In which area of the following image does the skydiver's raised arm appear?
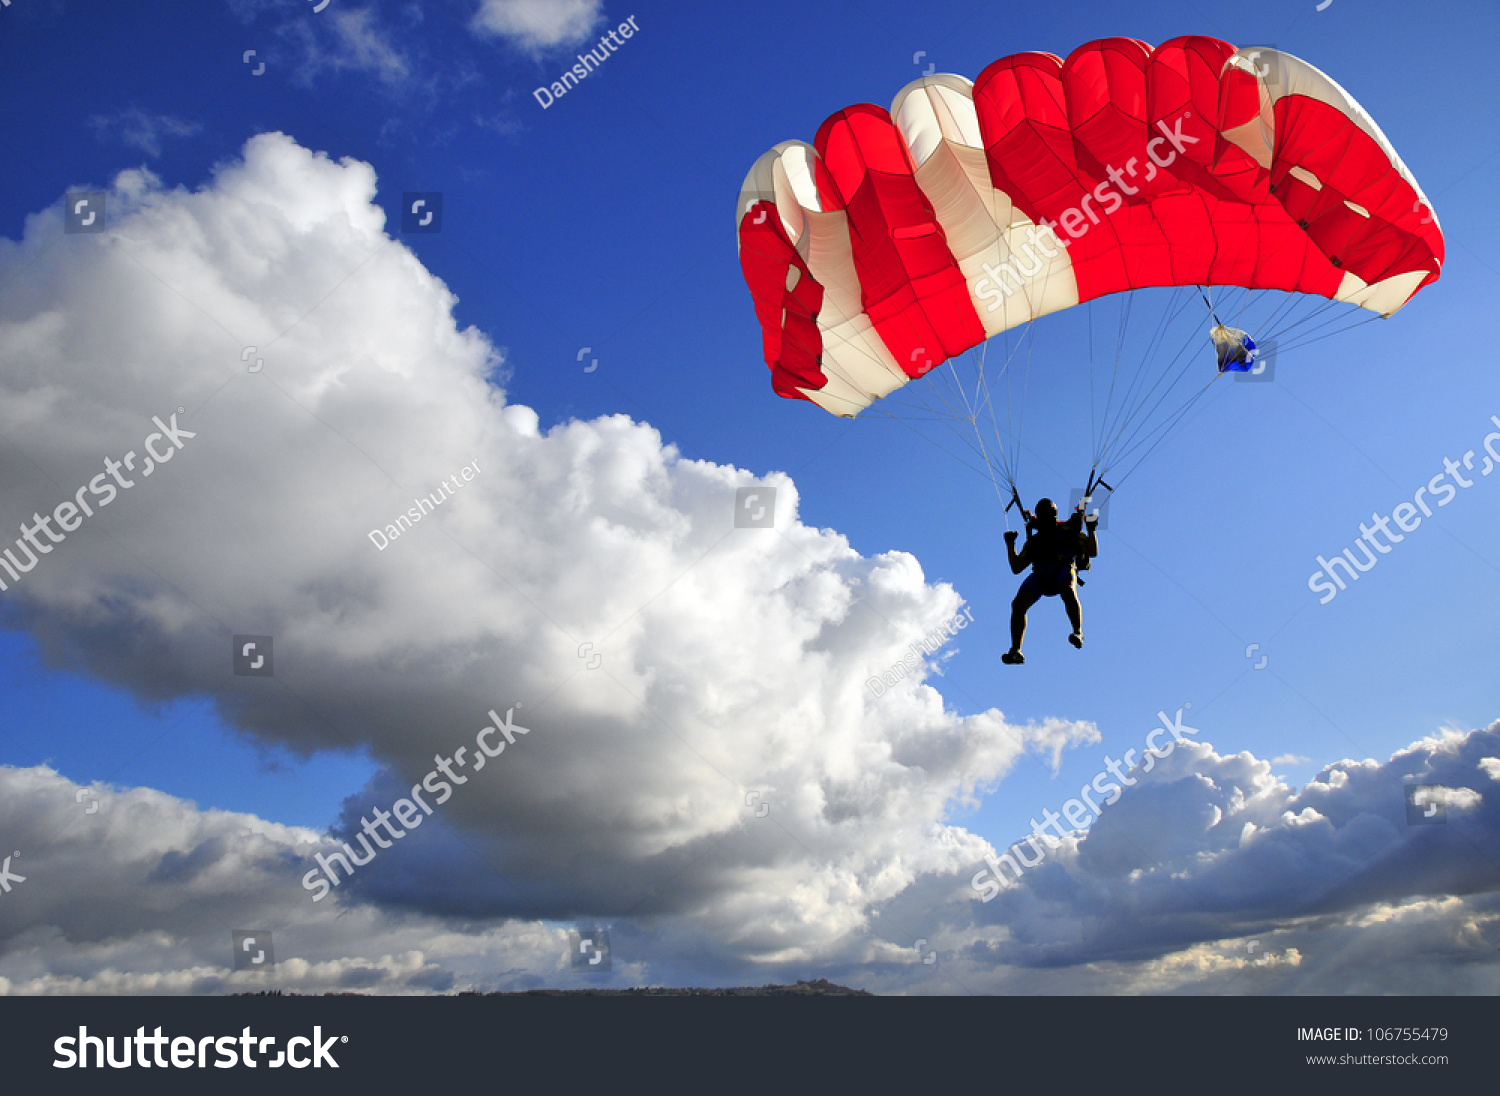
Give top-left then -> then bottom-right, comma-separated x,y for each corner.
1003,529 -> 1028,575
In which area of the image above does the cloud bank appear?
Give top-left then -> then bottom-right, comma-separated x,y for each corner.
0,132 -> 1085,987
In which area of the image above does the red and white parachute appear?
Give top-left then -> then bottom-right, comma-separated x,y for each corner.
736,36 -> 1443,500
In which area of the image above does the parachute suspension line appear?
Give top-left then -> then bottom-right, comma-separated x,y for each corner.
877,328 -> 992,434
1276,311 -> 1382,355
1109,353 -> 1223,475
1109,279 -> 1287,484
942,341 -> 1017,521
1014,322 -> 1035,493
1236,285 -> 1255,330
1197,285 -> 1222,326
993,320 -> 1020,501
1102,288 -> 1170,461
1214,286 -> 1342,365
1113,288 -> 1207,443
1080,286 -> 1176,509
1095,289 -> 1208,480
986,321 -> 1036,503
1095,287 -> 1196,473
972,345 -> 1022,527
1092,292 -> 1142,470
1085,300 -> 1108,493
915,317 -> 1035,531
1099,282 -> 1377,490
977,343 -> 1020,496
847,326 -> 1013,480
1107,370 -> 1226,491
1011,215 -> 1072,501
972,314 -> 1043,494
1256,289 -> 1303,341
979,225 -> 1067,509
1091,293 -> 1126,469
871,408 -> 998,481
923,361 -> 990,429
973,331 -> 1020,489
869,344 -> 1013,479
868,307 -> 1056,534
1088,300 -> 1097,465
989,321 -> 1026,493
1107,287 -> 1196,451
1106,325 -> 1237,485
1091,292 -> 1134,470
1265,296 -> 1344,343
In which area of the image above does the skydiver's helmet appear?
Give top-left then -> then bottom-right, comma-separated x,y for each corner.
1033,497 -> 1083,530
1028,498 -> 1058,534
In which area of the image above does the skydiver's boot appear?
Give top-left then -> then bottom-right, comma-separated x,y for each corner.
1001,649 -> 1025,665
1060,588 -> 1083,649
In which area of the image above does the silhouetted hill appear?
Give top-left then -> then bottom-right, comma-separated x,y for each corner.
235,978 -> 872,997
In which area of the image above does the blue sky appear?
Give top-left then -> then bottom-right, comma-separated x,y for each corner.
0,0 -> 1497,994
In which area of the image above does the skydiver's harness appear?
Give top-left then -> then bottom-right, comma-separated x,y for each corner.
1005,476 -> 1107,585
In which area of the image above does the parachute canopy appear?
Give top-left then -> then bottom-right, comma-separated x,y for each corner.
737,36 -> 1444,418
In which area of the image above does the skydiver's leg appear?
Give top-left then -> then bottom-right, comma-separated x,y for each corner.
1010,575 -> 1043,654
1060,582 -> 1083,646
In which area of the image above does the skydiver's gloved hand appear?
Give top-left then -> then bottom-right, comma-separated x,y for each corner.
1085,515 -> 1099,533
1004,530 -> 1019,544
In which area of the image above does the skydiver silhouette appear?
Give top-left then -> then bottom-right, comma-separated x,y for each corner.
1000,498 -> 1099,665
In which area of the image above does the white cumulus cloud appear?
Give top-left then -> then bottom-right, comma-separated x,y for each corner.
0,132 -> 1088,989
471,0 -> 605,52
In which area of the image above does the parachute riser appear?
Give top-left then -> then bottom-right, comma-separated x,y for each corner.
1004,485 -> 1034,529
